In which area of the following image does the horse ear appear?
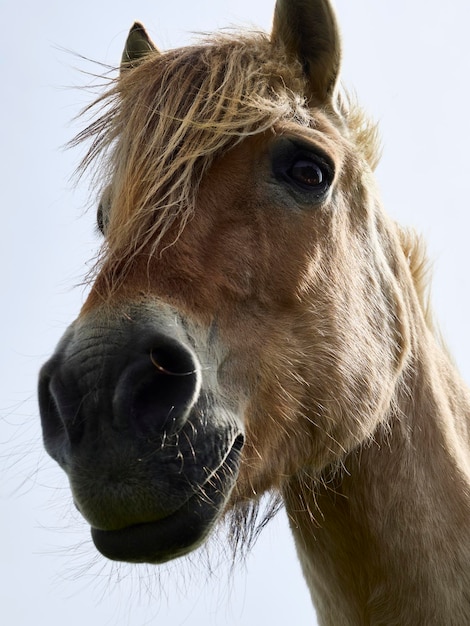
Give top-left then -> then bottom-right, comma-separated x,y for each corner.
271,0 -> 341,104
121,22 -> 159,72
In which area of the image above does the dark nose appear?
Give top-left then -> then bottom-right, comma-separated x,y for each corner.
112,338 -> 200,434
38,328 -> 201,464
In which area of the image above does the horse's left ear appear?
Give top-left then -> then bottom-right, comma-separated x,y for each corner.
271,0 -> 341,104
121,22 -> 159,72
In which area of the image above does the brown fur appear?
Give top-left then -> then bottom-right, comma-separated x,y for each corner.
56,2 -> 470,623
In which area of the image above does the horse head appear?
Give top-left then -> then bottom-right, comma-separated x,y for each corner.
39,0 -> 412,565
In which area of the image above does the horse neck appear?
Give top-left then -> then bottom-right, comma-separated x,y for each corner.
284,324 -> 470,625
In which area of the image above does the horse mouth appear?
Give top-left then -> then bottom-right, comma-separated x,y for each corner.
90,435 -> 244,563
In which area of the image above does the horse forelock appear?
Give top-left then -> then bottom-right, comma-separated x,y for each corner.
73,30 -> 380,292
74,34 -> 303,280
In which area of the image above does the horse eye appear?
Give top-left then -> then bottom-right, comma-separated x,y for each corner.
97,202 -> 105,234
271,137 -> 333,199
288,158 -> 325,188
97,186 -> 112,235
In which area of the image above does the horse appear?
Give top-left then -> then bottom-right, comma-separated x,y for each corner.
38,1 -> 470,623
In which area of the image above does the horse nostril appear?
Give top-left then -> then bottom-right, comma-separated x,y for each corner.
38,372 -> 63,441
149,342 -> 198,377
113,340 -> 201,436
38,367 -> 82,465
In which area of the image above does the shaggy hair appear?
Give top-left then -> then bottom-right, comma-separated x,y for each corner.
72,32 -> 380,282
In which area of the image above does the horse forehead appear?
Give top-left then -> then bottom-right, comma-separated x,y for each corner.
82,113 -> 353,320
275,116 -> 347,150
204,117 -> 347,181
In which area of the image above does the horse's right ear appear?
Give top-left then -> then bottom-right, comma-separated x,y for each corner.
271,0 -> 341,105
121,22 -> 159,72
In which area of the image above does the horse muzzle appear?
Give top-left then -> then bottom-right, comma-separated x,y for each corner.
38,302 -> 244,563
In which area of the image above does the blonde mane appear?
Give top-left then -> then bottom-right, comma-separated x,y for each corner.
74,32 -> 380,282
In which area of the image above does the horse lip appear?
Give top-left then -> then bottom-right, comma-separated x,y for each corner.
91,491 -> 208,564
90,433 -> 244,563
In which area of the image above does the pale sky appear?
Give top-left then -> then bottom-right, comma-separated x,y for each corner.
2,1 -> 470,625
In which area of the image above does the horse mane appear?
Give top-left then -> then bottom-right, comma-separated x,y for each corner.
72,31 -> 381,283
397,226 -> 444,347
